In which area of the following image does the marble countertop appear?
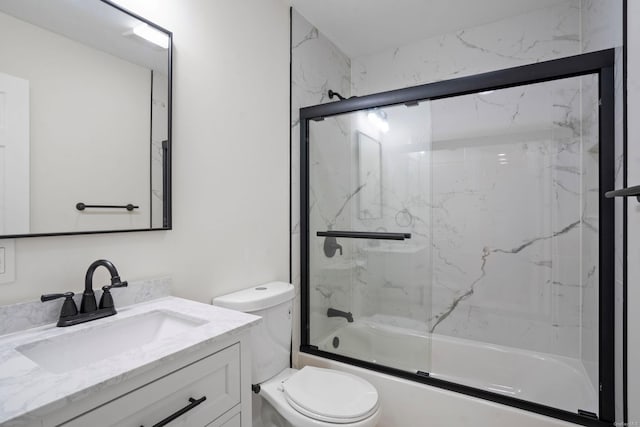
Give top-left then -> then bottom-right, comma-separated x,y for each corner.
0,296 -> 260,425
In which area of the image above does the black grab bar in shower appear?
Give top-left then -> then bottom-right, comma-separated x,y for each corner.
317,231 -> 411,240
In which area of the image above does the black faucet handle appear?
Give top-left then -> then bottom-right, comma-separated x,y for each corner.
41,292 -> 74,302
101,282 -> 128,292
99,287 -> 114,310
41,292 -> 78,319
323,236 -> 343,257
105,280 -> 128,290
99,281 -> 127,310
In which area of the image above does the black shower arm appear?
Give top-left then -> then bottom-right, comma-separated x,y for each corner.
328,89 -> 346,101
328,89 -> 359,102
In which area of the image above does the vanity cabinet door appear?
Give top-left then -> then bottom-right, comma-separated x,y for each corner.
61,344 -> 240,427
205,410 -> 241,427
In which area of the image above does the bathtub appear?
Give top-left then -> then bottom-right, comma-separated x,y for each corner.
315,317 -> 597,416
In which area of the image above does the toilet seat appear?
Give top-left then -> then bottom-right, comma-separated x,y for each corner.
282,366 -> 379,424
260,368 -> 381,427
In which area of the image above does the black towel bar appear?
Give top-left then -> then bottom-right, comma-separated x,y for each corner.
76,203 -> 139,211
604,185 -> 640,202
317,231 -> 411,240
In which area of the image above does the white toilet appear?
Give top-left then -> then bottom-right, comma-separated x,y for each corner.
213,282 -> 380,427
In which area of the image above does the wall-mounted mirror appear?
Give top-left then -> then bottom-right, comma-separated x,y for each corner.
357,131 -> 382,219
0,0 -> 171,237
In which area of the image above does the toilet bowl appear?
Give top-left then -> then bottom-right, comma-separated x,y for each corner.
212,282 -> 380,427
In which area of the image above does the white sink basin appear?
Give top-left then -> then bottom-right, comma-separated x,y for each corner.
16,310 -> 207,373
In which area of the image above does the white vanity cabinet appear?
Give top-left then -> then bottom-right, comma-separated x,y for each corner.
62,344 -> 241,427
37,335 -> 253,427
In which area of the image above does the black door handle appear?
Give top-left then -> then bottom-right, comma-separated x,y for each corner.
144,395 -> 207,427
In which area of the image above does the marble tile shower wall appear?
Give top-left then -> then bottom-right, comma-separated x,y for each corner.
292,1 -> 622,367
423,79 -> 597,358
308,115 -> 356,342
343,77 -> 597,358
290,10 -> 352,344
351,103 -> 434,330
350,1 -> 581,97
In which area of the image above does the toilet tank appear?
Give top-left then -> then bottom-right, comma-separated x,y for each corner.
212,282 -> 295,384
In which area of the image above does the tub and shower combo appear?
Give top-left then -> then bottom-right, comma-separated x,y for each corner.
298,51 -> 617,426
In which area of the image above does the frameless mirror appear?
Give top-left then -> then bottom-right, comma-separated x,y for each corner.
357,131 -> 382,219
0,0 -> 171,237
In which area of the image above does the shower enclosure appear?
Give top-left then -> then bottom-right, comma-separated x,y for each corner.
300,50 -> 615,425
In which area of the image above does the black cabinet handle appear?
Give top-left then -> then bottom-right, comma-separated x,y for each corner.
317,231 -> 411,240
147,396 -> 207,427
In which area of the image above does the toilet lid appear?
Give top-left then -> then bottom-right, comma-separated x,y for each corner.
282,367 -> 379,424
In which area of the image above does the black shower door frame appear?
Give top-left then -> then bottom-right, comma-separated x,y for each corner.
299,49 -> 616,426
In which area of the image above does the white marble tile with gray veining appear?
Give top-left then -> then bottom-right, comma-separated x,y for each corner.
291,11 -> 352,328
351,1 -> 580,97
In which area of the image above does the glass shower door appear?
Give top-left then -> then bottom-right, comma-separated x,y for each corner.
306,101 -> 433,375
425,74 -> 602,415
301,51 -> 615,423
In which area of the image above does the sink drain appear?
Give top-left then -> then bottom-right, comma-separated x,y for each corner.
332,336 -> 340,348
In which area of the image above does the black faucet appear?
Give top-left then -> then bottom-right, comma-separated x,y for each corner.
41,259 -> 128,327
81,259 -> 128,313
327,307 -> 354,323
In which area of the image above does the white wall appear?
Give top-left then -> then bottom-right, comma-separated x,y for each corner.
627,1 -> 640,423
0,0 -> 290,307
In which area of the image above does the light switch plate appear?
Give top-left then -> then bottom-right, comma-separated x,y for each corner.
0,239 -> 15,284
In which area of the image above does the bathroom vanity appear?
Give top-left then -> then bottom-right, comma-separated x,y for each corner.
0,297 -> 259,427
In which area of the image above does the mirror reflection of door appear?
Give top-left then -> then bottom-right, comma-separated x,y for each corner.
0,72 -> 29,235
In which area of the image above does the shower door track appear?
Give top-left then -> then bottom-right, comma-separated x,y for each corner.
299,49 -> 616,427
